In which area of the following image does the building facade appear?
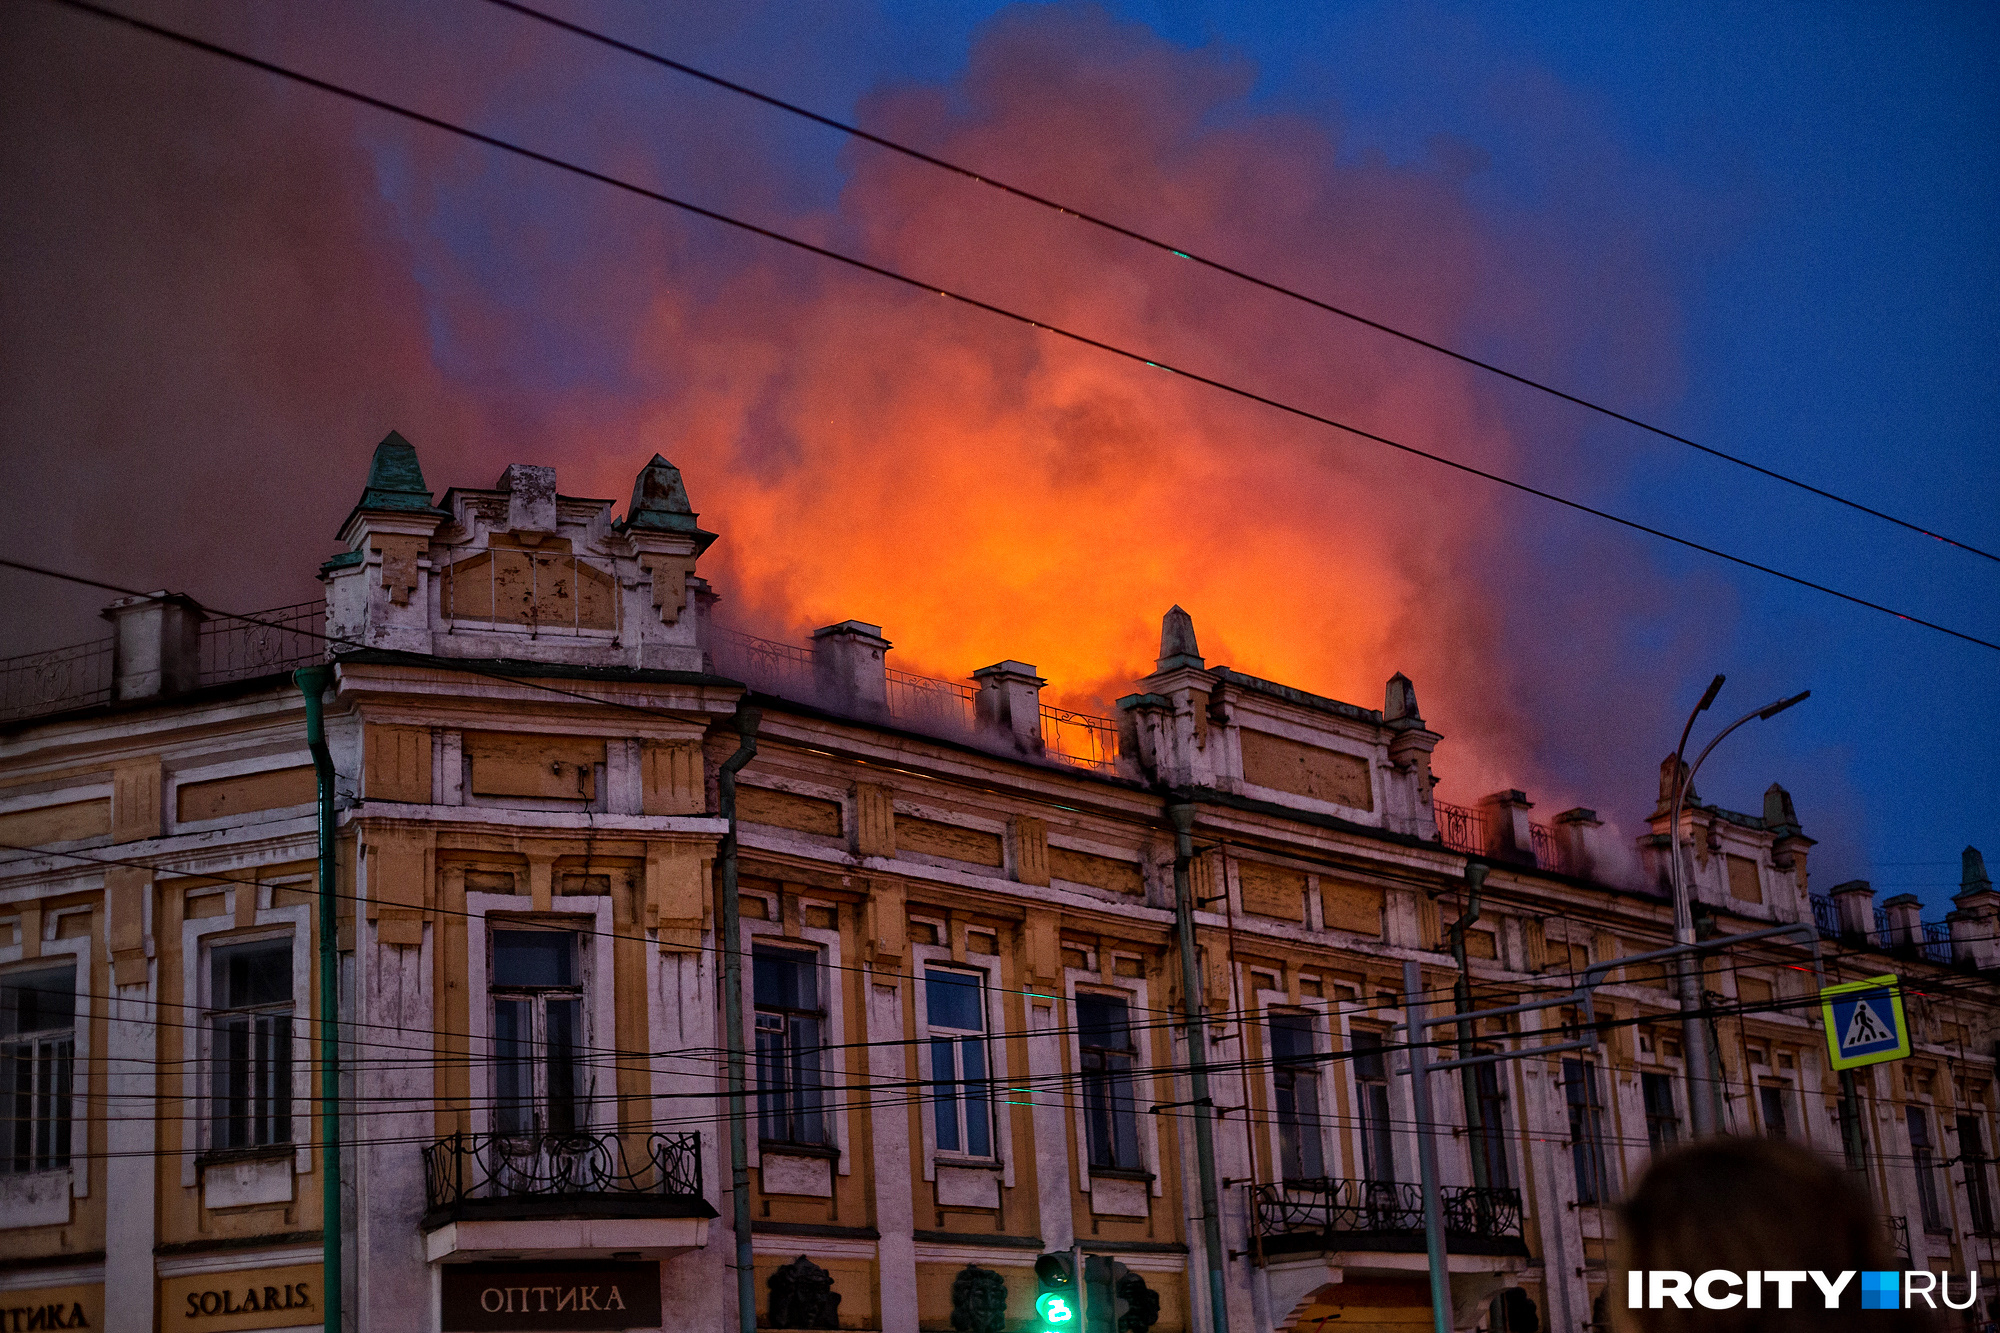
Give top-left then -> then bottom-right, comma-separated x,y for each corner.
1,435 -> 1996,1333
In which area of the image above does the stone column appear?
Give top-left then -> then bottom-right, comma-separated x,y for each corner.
868,974 -> 918,1333
352,915 -> 435,1332
102,882 -> 157,1333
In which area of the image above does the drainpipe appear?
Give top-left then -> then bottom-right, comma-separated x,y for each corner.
1446,863 -> 1488,1189
718,705 -> 763,1333
1169,803 -> 1230,1333
293,666 -> 341,1333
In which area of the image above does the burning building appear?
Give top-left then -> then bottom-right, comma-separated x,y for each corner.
0,436 -> 1995,1332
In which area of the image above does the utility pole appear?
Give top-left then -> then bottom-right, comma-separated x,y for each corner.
1667,677 -> 1808,1135
1169,803 -> 1229,1333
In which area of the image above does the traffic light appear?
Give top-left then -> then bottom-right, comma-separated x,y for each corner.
1032,1253 -> 1078,1328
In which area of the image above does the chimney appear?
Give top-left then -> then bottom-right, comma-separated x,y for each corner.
1829,880 -> 1876,939
1950,846 -> 1999,969
1880,894 -> 1923,949
973,661 -> 1046,754
1551,808 -> 1605,880
1478,789 -> 1536,866
812,621 -> 891,716
102,593 -> 205,702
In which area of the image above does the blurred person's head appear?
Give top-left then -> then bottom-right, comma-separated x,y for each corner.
1614,1136 -> 1930,1333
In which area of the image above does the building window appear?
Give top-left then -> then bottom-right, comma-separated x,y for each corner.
1957,1115 -> 1994,1236
491,928 -> 585,1139
754,946 -> 825,1147
925,968 -> 991,1159
1564,1059 -> 1611,1206
1471,1061 -> 1511,1189
1353,1030 -> 1395,1185
1642,1071 -> 1680,1154
1269,1012 -> 1324,1181
209,940 -> 293,1150
1907,1106 -> 1946,1233
1838,1088 -> 1870,1183
1077,993 -> 1140,1171
1758,1085 -> 1789,1140
1,965 -> 75,1174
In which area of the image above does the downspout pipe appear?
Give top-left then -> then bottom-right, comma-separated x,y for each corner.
1169,803 -> 1230,1333
1446,862 -> 1488,1189
293,665 -> 341,1333
718,705 -> 763,1333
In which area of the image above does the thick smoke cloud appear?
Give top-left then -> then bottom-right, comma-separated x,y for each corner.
0,1 -> 1847,862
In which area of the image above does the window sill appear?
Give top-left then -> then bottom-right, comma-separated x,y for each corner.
760,1141 -> 839,1161
933,1155 -> 1003,1172
1087,1166 -> 1154,1184
196,1143 -> 297,1171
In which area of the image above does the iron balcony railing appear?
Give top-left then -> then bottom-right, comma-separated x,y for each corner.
1884,1214 -> 1910,1260
1251,1178 -> 1525,1255
422,1130 -> 706,1225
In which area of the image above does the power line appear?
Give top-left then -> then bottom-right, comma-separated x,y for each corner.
31,0 -> 2000,656
475,0 -> 2000,568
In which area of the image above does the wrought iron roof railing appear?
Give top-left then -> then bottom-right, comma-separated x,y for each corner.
1433,800 -> 1484,857
422,1130 -> 705,1225
886,665 -> 975,731
0,637 -> 113,723
1433,800 -> 1572,876
1252,1178 -> 1525,1254
1042,704 -> 1119,769
198,600 -> 325,688
707,625 -> 1120,771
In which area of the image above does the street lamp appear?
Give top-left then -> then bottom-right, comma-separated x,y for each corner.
1667,677 -> 1809,1136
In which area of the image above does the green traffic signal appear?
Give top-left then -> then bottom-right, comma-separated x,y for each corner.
1034,1291 -> 1076,1325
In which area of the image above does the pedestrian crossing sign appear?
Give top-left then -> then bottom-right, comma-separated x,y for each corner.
1820,973 -> 1910,1070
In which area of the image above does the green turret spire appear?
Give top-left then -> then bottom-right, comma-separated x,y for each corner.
621,454 -> 717,553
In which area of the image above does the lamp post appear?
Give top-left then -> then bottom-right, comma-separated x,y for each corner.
1667,677 -> 1809,1136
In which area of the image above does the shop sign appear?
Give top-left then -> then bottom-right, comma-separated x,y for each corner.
0,1283 -> 101,1331
161,1263 -> 320,1332
441,1262 -> 662,1331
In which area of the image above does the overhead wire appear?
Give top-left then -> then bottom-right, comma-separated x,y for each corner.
26,0 -> 2000,655
479,0 -> 2000,567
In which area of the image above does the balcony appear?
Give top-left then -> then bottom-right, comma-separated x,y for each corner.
420,1130 -> 713,1262
1252,1178 -> 1529,1259
1883,1214 -> 1910,1261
